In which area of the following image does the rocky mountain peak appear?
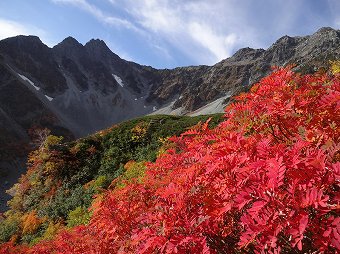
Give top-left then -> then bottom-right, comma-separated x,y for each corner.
55,36 -> 83,48
293,27 -> 340,61
23,35 -> 42,44
1,35 -> 43,45
0,35 -> 48,56
273,35 -> 299,47
53,36 -> 84,57
85,38 -> 121,61
310,27 -> 340,45
85,38 -> 107,48
230,47 -> 265,61
314,26 -> 338,35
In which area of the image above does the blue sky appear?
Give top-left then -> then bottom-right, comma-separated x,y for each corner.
0,0 -> 339,68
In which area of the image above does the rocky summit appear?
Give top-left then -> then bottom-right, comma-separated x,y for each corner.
0,27 -> 339,211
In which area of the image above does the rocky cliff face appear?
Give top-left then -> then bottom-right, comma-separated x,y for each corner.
0,27 -> 339,211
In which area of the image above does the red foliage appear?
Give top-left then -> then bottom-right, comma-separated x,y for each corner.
1,68 -> 339,253
0,243 -> 29,254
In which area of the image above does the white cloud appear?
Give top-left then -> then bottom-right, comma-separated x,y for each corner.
0,19 -> 52,46
188,22 -> 237,62
0,19 -> 28,39
119,0 -> 241,64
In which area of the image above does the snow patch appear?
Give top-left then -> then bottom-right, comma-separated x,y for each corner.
113,74 -> 124,87
18,74 -> 40,90
134,98 -> 138,101
45,95 -> 53,101
153,106 -> 157,111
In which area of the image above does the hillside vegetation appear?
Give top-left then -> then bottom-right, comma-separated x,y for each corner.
0,114 -> 223,245
1,64 -> 339,253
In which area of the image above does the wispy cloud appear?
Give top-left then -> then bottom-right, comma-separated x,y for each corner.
0,19 -> 52,46
51,0 -> 141,32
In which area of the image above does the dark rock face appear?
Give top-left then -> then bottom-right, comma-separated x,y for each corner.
0,27 -> 339,211
0,36 -> 67,95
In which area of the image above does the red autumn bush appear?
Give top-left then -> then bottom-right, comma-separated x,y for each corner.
1,67 -> 339,253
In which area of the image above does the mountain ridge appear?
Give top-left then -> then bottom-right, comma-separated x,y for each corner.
0,26 -> 338,138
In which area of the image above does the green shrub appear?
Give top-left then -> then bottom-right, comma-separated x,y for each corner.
0,213 -> 21,243
66,206 -> 91,227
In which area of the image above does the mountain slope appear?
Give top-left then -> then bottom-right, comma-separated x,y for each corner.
0,27 -> 339,211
